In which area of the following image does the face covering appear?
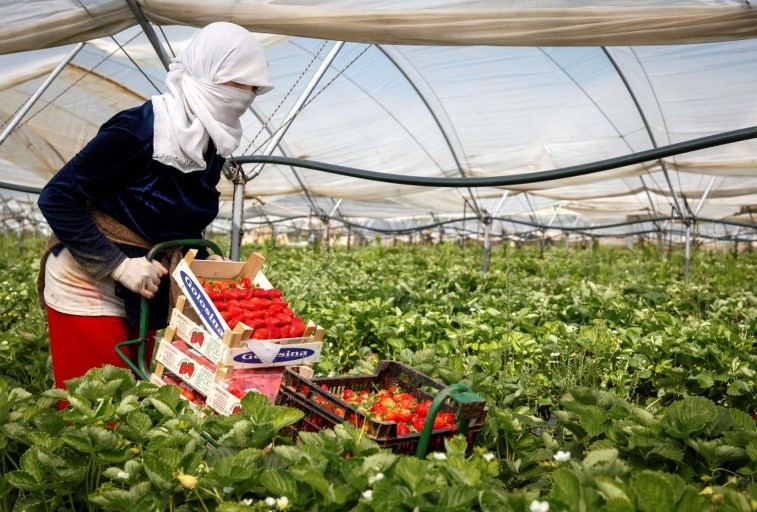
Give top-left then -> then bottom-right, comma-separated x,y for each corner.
152,22 -> 273,173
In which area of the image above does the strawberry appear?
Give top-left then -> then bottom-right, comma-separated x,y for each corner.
397,423 -> 411,436
412,414 -> 426,432
395,409 -> 413,423
289,319 -> 306,337
415,400 -> 432,416
250,318 -> 267,329
249,297 -> 272,311
252,328 -> 269,340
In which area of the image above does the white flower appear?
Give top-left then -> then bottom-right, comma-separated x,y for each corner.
529,500 -> 550,512
362,490 -> 373,501
116,471 -> 129,479
553,450 -> 571,462
222,486 -> 234,494
1,340 -> 8,345
432,452 -> 447,460
242,499 -> 253,506
368,472 -> 384,485
265,497 -> 276,506
482,452 -> 495,462
277,496 -> 289,509
550,352 -> 560,357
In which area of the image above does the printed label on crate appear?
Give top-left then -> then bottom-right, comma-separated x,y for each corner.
173,259 -> 227,339
154,338 -> 215,397
206,388 -> 243,416
170,307 -> 227,363
226,341 -> 322,366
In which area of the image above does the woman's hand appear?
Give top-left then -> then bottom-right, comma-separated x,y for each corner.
111,257 -> 168,299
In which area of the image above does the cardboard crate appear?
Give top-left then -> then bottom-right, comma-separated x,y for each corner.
170,296 -> 323,369
153,323 -> 291,415
171,250 -> 324,354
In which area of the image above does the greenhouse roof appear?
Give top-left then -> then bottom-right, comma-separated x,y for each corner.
0,0 -> 755,241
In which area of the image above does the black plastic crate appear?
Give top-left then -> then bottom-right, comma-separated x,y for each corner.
275,360 -> 487,455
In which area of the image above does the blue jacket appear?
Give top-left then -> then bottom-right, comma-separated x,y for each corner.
38,100 -> 226,327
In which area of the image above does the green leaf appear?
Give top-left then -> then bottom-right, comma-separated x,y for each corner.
261,469 -> 298,498
582,449 -> 627,478
269,406 -> 305,432
595,476 -> 631,503
143,451 -> 179,494
61,429 -> 94,453
147,397 -> 177,419
5,470 -> 45,492
393,456 -> 429,493
660,396 -> 718,439
89,481 -> 156,512
685,439 -> 748,468
632,471 -> 674,512
551,468 -> 581,505
124,411 -> 153,441
371,479 -> 411,510
438,485 -> 479,511
360,453 -> 398,474
674,488 -> 709,512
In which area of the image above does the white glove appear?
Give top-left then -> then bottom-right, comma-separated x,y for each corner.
111,257 -> 168,299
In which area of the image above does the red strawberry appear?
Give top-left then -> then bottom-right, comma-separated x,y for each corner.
252,328 -> 269,340
250,298 -> 271,311
185,362 -> 195,378
397,423 -> 411,436
415,400 -> 432,416
412,414 -> 426,432
289,319 -> 306,337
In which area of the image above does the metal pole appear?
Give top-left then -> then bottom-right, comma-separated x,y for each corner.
685,224 -> 691,282
482,218 -> 491,273
0,43 -> 85,148
229,163 -> 246,260
124,0 -> 172,70
685,176 -> 716,281
483,191 -> 510,273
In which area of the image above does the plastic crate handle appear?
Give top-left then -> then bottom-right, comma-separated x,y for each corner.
114,238 -> 223,380
415,382 -> 483,458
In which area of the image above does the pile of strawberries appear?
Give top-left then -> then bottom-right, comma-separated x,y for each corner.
313,383 -> 457,436
198,277 -> 307,340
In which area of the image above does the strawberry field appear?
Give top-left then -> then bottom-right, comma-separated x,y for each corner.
0,234 -> 755,511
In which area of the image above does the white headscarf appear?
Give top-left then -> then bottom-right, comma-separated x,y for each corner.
152,22 -> 273,173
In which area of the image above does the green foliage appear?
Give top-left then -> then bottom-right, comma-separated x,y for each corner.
0,236 -> 755,510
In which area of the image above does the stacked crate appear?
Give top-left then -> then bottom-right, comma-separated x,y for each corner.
150,250 -> 324,415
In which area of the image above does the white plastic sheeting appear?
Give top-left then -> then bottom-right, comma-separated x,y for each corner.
0,0 -> 755,240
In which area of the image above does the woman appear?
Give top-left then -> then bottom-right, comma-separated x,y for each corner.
37,22 -> 273,391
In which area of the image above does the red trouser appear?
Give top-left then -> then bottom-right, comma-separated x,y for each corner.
46,307 -> 155,390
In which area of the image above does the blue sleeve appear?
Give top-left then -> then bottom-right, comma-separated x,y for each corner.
38,123 -> 148,280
